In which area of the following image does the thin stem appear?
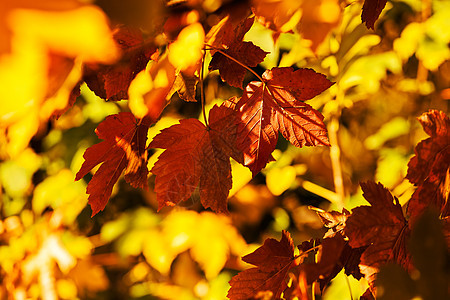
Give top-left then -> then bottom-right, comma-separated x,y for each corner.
200,48 -> 209,128
344,274 -> 354,300
293,245 -> 320,260
205,44 -> 264,82
328,115 -> 345,209
417,0 -> 431,82
311,281 -> 317,300
328,86 -> 345,209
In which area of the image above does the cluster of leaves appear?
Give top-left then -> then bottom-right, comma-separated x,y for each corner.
1,0 -> 449,299
228,110 -> 449,299
73,7 -> 336,216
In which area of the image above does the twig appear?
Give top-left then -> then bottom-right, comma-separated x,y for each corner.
328,115 -> 345,209
200,48 -> 209,128
416,0 -> 432,82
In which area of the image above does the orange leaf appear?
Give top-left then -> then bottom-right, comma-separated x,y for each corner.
251,0 -> 301,34
149,103 -> 242,213
236,67 -> 332,175
75,113 -> 150,216
208,17 -> 268,89
228,230 -> 296,299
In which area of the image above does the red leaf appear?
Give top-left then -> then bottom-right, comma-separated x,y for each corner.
208,17 -> 268,89
406,110 -> 450,222
302,235 -> 346,288
236,67 -> 332,175
361,0 -> 388,29
83,26 -> 157,101
344,181 -> 412,292
149,103 -> 242,213
75,112 -> 150,216
312,208 -> 365,283
228,230 -> 296,299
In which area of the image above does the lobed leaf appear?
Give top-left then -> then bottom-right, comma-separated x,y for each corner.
75,112 -> 150,216
208,17 -> 268,89
406,110 -> 450,223
83,25 -> 157,101
149,103 -> 242,213
228,230 -> 296,299
345,181 -> 412,294
236,67 -> 332,175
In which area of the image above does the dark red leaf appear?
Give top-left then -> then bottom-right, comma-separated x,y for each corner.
228,230 -> 296,299
302,234 -> 346,288
361,0 -> 388,29
149,103 -> 242,213
83,25 -> 157,101
344,181 -> 412,292
75,112 -> 150,216
208,17 -> 268,89
406,110 -> 450,223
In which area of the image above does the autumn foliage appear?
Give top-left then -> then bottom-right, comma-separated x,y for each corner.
1,0 -> 449,299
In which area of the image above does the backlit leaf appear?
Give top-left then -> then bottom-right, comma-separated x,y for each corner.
75,113 -> 151,216
208,17 -> 268,89
149,103 -> 242,213
228,230 -> 296,299
236,67 -> 332,175
83,25 -> 157,101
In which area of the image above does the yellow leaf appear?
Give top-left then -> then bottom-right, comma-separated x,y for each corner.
32,169 -> 87,224
0,4 -> 119,157
162,210 -> 247,279
143,230 -> 177,275
168,23 -> 205,71
266,166 -> 297,196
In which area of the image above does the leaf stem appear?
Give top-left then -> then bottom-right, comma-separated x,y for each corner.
205,44 -> 265,82
344,273 -> 354,300
328,88 -> 345,209
416,0 -> 431,82
200,48 -> 209,128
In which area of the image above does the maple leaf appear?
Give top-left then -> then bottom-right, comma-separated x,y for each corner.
208,17 -> 268,89
361,0 -> 388,29
406,110 -> 450,223
312,208 -> 365,283
236,67 -> 332,175
301,235 -> 346,289
75,112 -> 151,216
83,25 -> 157,101
344,181 -> 412,294
227,230 -> 297,299
149,103 -> 243,213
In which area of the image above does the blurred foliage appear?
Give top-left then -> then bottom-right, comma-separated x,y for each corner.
0,0 -> 449,299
